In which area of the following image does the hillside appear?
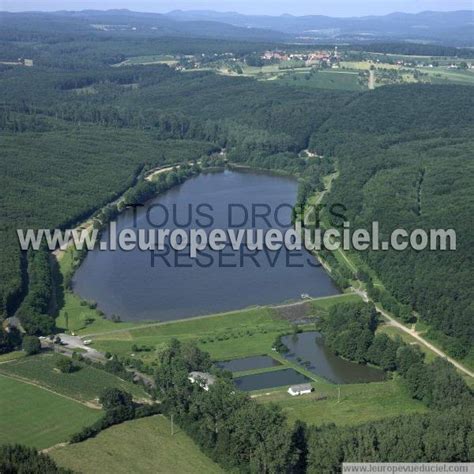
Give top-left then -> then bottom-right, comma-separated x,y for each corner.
50,416 -> 223,473
312,84 -> 474,362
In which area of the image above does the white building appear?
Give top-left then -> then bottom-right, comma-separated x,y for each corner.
188,371 -> 216,391
288,383 -> 313,396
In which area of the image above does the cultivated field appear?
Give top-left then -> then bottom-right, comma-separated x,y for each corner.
115,55 -> 179,66
0,353 -> 147,403
0,374 -> 101,449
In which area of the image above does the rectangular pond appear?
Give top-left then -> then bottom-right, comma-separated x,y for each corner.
282,331 -> 385,384
215,355 -> 281,372
233,368 -> 311,392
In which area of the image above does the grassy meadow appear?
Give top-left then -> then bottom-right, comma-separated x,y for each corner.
257,378 -> 428,427
51,416 -> 224,474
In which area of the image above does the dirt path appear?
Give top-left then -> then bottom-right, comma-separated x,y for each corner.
52,163 -> 181,260
270,293 -> 353,310
0,371 -> 101,409
52,222 -> 95,261
368,69 -> 375,90
144,164 -> 178,181
41,442 -> 69,454
352,288 -> 474,378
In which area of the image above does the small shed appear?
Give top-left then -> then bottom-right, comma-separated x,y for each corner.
188,371 -> 216,391
288,383 -> 313,396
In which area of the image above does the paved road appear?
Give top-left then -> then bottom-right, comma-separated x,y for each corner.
353,288 -> 474,378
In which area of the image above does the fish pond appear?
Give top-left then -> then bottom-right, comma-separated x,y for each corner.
215,355 -> 281,372
282,331 -> 385,384
233,368 -> 311,392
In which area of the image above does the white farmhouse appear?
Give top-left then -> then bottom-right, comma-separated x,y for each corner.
288,383 -> 313,396
188,371 -> 216,391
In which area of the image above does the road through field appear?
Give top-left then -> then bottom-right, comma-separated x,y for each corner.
353,288 -> 474,378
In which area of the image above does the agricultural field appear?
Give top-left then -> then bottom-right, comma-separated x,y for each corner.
0,374 -> 101,449
421,68 -> 474,86
50,416 -> 224,474
258,378 -> 428,427
115,55 -> 179,66
0,353 -> 148,404
341,60 -> 401,71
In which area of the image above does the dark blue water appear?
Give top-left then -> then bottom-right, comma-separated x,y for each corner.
282,332 -> 385,384
233,368 -> 311,391
216,355 -> 281,372
73,170 -> 339,321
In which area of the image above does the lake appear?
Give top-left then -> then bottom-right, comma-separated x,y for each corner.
72,169 -> 339,321
233,368 -> 311,392
282,331 -> 385,384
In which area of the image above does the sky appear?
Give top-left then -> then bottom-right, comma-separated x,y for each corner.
1,0 -> 472,16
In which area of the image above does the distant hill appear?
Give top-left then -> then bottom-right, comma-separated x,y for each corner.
0,9 -> 472,45
165,10 -> 474,45
0,9 -> 290,42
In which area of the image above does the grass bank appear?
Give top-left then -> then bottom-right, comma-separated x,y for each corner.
50,415 -> 223,474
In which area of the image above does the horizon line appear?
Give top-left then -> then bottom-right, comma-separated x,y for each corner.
0,8 -> 472,19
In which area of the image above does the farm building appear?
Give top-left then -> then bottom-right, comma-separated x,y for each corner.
188,371 -> 216,391
288,383 -> 313,396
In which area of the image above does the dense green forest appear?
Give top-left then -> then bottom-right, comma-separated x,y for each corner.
311,85 -> 474,361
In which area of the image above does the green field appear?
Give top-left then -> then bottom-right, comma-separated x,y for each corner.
0,351 -> 25,363
421,68 -> 474,86
51,415 -> 223,474
0,374 -> 101,449
115,55 -> 179,66
0,353 -> 148,403
258,378 -> 427,427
